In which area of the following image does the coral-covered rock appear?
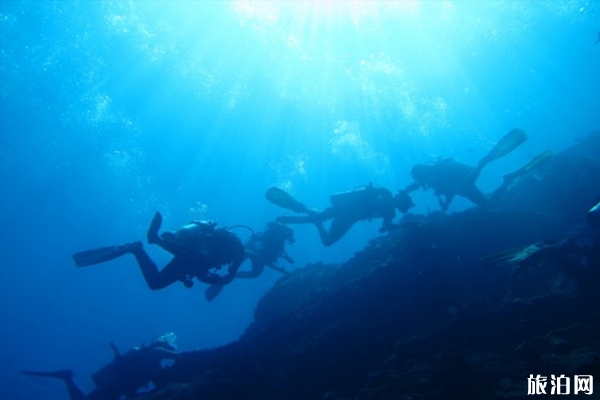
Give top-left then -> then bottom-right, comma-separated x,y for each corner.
142,131 -> 600,400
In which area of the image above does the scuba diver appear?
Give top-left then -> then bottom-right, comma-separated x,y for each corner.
21,333 -> 179,400
237,221 -> 295,278
205,221 -> 295,301
72,212 -> 245,293
405,128 -> 553,212
481,200 -> 600,271
266,183 -> 414,247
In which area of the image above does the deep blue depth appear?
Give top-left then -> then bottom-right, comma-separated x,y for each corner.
1,1 -> 599,399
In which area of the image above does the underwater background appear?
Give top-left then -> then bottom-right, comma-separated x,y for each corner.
0,1 -> 598,399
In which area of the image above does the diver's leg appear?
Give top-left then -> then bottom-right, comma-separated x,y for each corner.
21,370 -> 86,400
147,211 -> 162,244
312,220 -> 333,247
130,246 -> 183,290
154,237 -> 189,256
320,218 -> 354,247
464,186 -> 493,208
277,209 -> 329,225
488,181 -> 511,205
146,211 -> 187,256
63,374 -> 87,400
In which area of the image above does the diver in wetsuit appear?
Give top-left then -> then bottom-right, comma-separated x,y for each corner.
21,333 -> 179,400
237,221 -> 295,278
268,183 -> 414,247
73,212 -> 245,291
405,128 -> 552,212
204,221 -> 296,301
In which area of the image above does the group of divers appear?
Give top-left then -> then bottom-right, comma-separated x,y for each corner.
22,128 -> 600,400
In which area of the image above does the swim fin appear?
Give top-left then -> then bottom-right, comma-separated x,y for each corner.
502,150 -> 553,184
72,242 -> 141,268
205,284 -> 223,302
479,243 -> 544,267
266,187 -> 310,214
147,211 -> 162,244
477,128 -> 528,170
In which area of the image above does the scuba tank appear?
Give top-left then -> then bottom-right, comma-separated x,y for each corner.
587,201 -> 600,229
330,183 -> 375,209
160,220 -> 218,249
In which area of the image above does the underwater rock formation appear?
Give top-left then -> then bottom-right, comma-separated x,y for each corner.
141,131 -> 600,400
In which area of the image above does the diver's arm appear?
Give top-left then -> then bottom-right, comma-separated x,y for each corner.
379,215 -> 399,233
235,257 -> 264,279
228,257 -> 243,277
281,249 -> 294,264
206,258 -> 244,286
266,262 -> 289,275
197,271 -> 227,285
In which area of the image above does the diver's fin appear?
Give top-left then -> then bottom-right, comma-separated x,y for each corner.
588,201 -> 600,229
503,150 -> 553,184
147,211 -> 162,244
109,342 -> 120,358
205,285 -> 223,302
266,187 -> 310,214
21,369 -> 73,380
72,242 -> 140,268
477,128 -> 528,170
479,242 -> 547,267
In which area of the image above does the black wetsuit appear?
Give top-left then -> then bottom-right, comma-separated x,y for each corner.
22,345 -> 178,400
407,158 -> 509,211
237,224 -> 294,278
132,224 -> 245,290
277,185 -> 398,247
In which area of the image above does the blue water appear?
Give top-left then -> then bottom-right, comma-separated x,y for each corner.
0,1 -> 598,399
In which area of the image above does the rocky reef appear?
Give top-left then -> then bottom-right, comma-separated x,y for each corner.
141,132 -> 600,400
